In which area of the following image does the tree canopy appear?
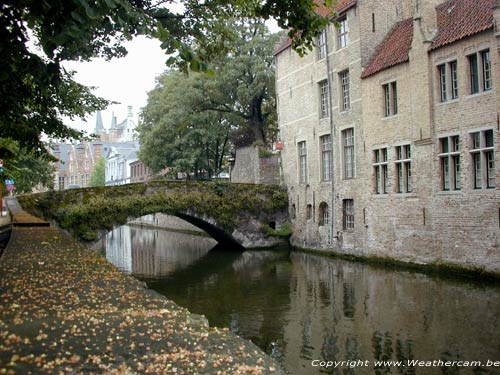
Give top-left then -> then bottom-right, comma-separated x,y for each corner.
0,0 -> 333,156
138,21 -> 278,178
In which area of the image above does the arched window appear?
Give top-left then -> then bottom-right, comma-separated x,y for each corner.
319,202 -> 329,226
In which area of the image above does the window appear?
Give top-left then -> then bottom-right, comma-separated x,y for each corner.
307,204 -> 313,220
339,70 -> 350,111
395,144 -> 412,193
337,17 -> 348,49
58,176 -> 65,190
470,129 -> 495,189
450,61 -> 458,99
317,29 -> 327,60
383,81 -> 398,116
319,202 -> 329,226
482,50 -> 492,91
320,135 -> 333,181
291,204 -> 296,219
469,53 -> 479,94
342,128 -> 355,179
343,199 -> 354,230
468,50 -> 492,94
373,148 -> 388,194
298,141 -> 308,183
319,80 -> 330,118
438,135 -> 460,191
438,64 -> 447,102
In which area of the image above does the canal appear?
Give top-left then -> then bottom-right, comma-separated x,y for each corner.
104,223 -> 500,375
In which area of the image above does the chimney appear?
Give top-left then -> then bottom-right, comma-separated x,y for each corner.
413,0 -> 441,42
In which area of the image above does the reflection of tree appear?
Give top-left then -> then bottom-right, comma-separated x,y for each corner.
144,249 -> 292,355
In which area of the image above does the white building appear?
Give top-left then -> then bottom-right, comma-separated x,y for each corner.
105,141 -> 140,186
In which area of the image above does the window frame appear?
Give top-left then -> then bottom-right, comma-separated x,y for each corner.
339,70 -> 350,111
317,29 -> 327,60
468,49 -> 492,94
394,144 -> 412,193
298,141 -> 308,184
342,199 -> 354,230
342,128 -> 355,179
373,148 -> 388,194
319,80 -> 330,118
383,81 -> 398,117
320,134 -> 333,182
438,135 -> 461,191
470,129 -> 495,189
337,16 -> 348,49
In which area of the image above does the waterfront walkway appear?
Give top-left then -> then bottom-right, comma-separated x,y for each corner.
0,199 -> 284,374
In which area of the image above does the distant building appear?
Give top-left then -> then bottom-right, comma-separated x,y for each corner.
130,160 -> 153,184
95,106 -> 138,143
52,142 -> 109,190
105,141 -> 140,186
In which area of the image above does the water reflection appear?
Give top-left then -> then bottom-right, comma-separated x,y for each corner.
106,226 -> 500,375
106,225 -> 216,277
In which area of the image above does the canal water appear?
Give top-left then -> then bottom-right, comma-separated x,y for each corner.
105,224 -> 500,375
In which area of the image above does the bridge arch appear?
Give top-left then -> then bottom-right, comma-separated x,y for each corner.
18,181 -> 290,250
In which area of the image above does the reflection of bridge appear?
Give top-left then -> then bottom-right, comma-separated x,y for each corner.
18,181 -> 290,249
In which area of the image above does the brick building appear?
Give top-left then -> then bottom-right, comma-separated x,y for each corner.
275,0 -> 500,274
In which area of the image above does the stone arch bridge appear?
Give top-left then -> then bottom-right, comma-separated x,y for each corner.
17,181 -> 290,250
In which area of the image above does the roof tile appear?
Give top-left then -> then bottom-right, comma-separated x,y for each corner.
361,18 -> 414,79
429,0 -> 494,51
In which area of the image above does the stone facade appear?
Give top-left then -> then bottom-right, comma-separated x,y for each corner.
230,146 -> 281,185
276,0 -> 500,274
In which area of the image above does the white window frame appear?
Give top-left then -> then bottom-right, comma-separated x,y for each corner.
438,135 -> 461,191
342,128 -> 355,179
373,148 -> 388,194
470,129 -> 495,189
320,134 -> 333,182
298,141 -> 308,184
383,81 -> 398,117
343,199 -> 354,230
319,80 -> 330,118
317,29 -> 327,60
395,144 -> 412,193
337,17 -> 348,49
339,70 -> 350,111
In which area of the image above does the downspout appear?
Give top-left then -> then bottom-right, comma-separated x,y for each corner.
324,24 -> 337,246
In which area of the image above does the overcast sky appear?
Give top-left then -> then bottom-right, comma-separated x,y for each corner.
62,36 -> 167,134
63,18 -> 281,136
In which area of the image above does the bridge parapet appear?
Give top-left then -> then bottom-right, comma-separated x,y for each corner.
18,181 -> 290,249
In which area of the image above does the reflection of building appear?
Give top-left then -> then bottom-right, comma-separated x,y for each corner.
275,0 -> 500,273
105,224 -> 215,278
52,141 -> 109,189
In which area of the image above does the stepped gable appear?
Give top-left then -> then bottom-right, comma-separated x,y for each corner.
274,0 -> 357,55
429,0 -> 494,51
361,18 -> 414,79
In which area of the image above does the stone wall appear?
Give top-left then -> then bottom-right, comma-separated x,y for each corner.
276,0 -> 500,275
231,146 -> 280,185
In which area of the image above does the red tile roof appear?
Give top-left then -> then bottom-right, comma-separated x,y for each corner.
274,0 -> 357,56
429,0 -> 494,51
361,18 -> 414,79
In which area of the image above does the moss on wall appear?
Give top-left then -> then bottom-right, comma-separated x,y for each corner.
18,181 -> 289,242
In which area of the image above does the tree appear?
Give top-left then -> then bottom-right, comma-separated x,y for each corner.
0,140 -> 55,194
199,21 -> 279,146
139,71 -> 231,179
1,0 -> 333,155
90,157 -> 106,187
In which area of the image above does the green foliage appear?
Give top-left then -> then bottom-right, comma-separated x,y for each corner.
0,140 -> 55,193
139,22 -> 278,177
90,157 -> 106,187
1,0 -> 331,157
19,181 -> 289,242
261,223 -> 292,238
